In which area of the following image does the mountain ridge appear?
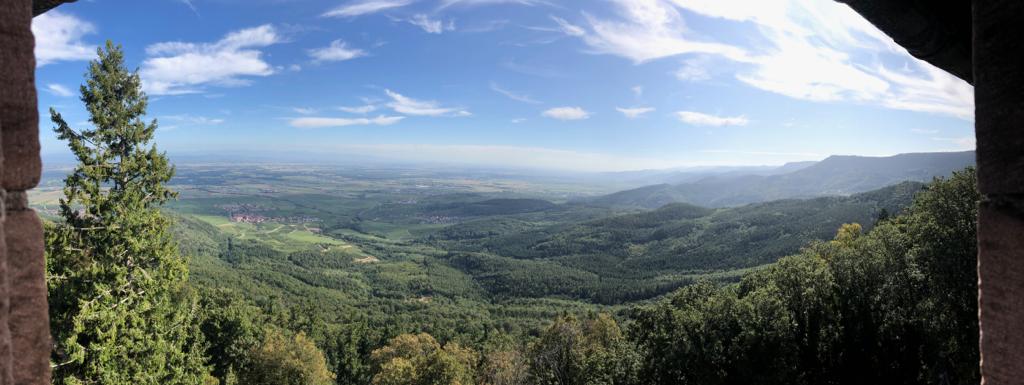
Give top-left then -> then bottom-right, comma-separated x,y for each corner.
585,150 -> 974,209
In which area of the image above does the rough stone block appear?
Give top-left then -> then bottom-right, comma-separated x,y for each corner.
0,0 -> 37,113
6,210 -> 50,385
0,33 -> 37,106
974,0 -> 1024,195
978,201 -> 1024,385
0,0 -> 31,33
0,218 -> 12,385
0,0 -> 40,192
0,112 -> 40,191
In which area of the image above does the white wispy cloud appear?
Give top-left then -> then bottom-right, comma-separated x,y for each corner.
324,0 -> 414,17
438,0 -> 549,10
542,106 -> 590,120
631,86 -> 643,97
676,111 -> 748,126
560,0 -> 973,120
339,105 -> 378,114
566,0 -> 750,64
293,107 -> 316,114
290,115 -> 405,128
911,128 -> 939,134
616,107 -> 654,118
32,11 -> 96,66
550,15 -> 584,36
46,84 -> 74,97
309,40 -> 367,62
141,25 -> 280,95
178,0 -> 199,15
408,14 -> 455,34
385,90 -> 470,117
674,57 -> 711,81
875,64 -> 974,120
490,82 -> 542,104
161,114 -> 226,125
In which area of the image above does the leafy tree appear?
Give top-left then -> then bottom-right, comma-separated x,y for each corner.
46,40 -> 209,385
370,333 -> 477,385
476,331 -> 529,385
480,350 -> 529,385
197,289 -> 264,385
238,328 -> 336,385
902,168 -> 979,383
329,319 -> 378,385
629,168 -> 980,385
527,313 -> 637,385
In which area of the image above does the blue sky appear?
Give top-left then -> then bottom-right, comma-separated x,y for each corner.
33,0 -> 975,171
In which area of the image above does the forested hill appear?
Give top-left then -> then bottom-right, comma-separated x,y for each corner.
587,150 -> 974,208
429,181 -> 923,302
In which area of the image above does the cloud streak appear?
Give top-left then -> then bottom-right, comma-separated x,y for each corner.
542,107 -> 590,120
324,0 -> 414,17
141,25 -> 280,95
161,114 -> 226,125
309,40 -> 367,62
46,84 -> 75,97
550,16 -> 584,36
438,0 -> 549,10
290,115 -> 405,128
408,14 -> 455,34
558,0 -> 973,120
32,11 -> 96,66
616,107 -> 654,118
491,82 -> 542,104
570,0 -> 750,64
676,111 -> 748,126
385,90 -> 470,117
339,105 -> 378,114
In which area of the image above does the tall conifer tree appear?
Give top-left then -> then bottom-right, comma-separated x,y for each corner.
45,41 -> 209,385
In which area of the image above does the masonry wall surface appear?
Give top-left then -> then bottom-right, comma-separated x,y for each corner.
0,0 -> 51,384
974,1 -> 1024,384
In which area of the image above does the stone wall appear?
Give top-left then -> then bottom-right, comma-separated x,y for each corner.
0,0 -> 51,383
974,2 -> 1024,384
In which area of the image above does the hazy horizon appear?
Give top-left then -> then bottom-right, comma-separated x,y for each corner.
38,148 -> 976,174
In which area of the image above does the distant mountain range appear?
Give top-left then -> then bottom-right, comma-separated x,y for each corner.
585,151 -> 975,208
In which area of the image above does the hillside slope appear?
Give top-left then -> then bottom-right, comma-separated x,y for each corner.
589,151 -> 973,208
431,182 -> 924,302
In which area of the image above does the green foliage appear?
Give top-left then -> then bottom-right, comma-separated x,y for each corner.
197,289 -> 265,384
479,349 -> 529,385
369,333 -> 478,385
238,328 -> 336,385
433,183 -> 920,303
45,41 -> 209,385
526,313 -> 638,385
629,168 -> 980,385
329,320 -> 377,385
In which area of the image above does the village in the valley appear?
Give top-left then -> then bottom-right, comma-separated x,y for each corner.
217,203 -> 321,226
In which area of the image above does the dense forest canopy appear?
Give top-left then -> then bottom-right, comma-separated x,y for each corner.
169,168 -> 980,385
